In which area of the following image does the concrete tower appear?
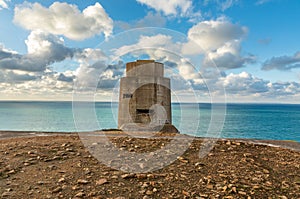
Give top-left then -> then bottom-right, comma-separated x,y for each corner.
118,60 -> 178,133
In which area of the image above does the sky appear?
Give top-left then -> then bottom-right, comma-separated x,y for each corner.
0,0 -> 299,103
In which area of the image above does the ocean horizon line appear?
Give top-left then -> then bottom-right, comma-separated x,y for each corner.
0,100 -> 299,105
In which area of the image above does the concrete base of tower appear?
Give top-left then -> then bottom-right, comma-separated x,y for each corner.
120,123 -> 179,134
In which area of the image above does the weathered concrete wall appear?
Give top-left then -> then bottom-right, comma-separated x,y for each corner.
126,60 -> 164,77
118,60 -> 172,129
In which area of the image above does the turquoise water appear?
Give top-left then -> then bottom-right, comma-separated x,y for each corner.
0,101 -> 299,141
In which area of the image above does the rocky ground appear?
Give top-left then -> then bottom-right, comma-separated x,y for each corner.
0,133 -> 299,199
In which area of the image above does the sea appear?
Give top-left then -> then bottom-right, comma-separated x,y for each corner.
0,101 -> 299,142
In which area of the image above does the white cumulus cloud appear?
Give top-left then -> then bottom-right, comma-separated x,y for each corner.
204,41 -> 255,69
186,17 -> 247,51
114,34 -> 182,64
0,0 -> 9,9
219,72 -> 269,94
184,17 -> 255,69
14,2 -> 113,40
0,31 -> 77,72
262,51 -> 300,71
136,0 -> 194,17
0,70 -> 37,83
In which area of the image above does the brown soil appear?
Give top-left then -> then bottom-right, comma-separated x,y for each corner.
0,133 -> 299,199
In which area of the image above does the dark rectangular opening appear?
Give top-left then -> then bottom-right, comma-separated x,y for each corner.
136,109 -> 150,114
123,93 -> 133,99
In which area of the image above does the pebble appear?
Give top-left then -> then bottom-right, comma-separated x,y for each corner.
281,181 -> 289,188
2,192 -> 11,197
206,184 -> 213,189
7,170 -> 15,174
136,174 -> 147,179
182,190 -> 190,196
199,193 -> 208,198
222,185 -> 227,192
121,173 -> 135,179
83,168 -> 91,174
146,190 -> 153,195
239,191 -> 247,195
233,142 -> 241,146
75,192 -> 85,197
279,196 -> 288,199
88,192 -> 97,197
195,162 -> 205,166
5,188 -> 13,192
72,185 -> 80,190
13,153 -> 22,157
253,185 -> 260,189
77,179 -> 89,184
231,187 -> 237,193
177,156 -> 189,163
66,148 -> 74,152
52,187 -> 62,193
219,174 -> 227,178
142,182 -> 149,188
139,163 -> 145,169
58,177 -> 65,183
95,178 -> 108,185
61,143 -> 68,147
265,181 -> 272,186
263,169 -> 270,174
37,181 -> 45,185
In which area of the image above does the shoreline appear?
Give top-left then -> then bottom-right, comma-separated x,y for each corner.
0,130 -> 299,152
